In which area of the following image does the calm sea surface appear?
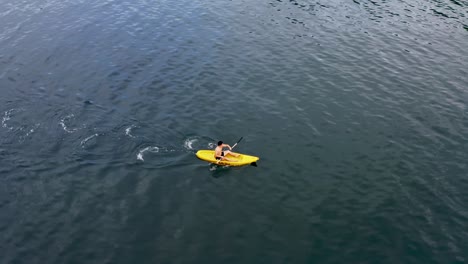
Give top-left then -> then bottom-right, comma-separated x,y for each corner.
1,0 -> 467,263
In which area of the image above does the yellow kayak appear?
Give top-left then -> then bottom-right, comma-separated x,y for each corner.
196,150 -> 259,166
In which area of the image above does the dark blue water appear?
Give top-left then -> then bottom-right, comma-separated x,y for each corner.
1,0 -> 467,263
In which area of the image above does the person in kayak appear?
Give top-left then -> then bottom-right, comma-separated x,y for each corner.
214,141 -> 240,161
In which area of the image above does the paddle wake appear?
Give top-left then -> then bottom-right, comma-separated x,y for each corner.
137,146 -> 160,161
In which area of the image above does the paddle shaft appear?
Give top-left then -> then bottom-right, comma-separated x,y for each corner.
231,137 -> 243,150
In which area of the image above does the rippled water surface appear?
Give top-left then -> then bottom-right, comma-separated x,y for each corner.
1,0 -> 467,263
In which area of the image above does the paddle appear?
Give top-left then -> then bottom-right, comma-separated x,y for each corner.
216,137 -> 243,164
231,136 -> 243,150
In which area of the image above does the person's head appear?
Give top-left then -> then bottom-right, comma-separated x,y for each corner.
217,141 -> 223,146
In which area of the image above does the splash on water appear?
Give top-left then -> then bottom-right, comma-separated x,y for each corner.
59,114 -> 78,133
2,109 -> 13,129
26,125 -> 38,137
209,163 -> 230,171
2,109 -> 40,141
1,109 -> 23,130
137,146 -> 159,161
125,125 -> 136,138
20,123 -> 40,141
184,137 -> 198,150
81,133 -> 98,147
183,136 -> 217,151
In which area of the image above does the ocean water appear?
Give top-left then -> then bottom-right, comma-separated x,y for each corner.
1,0 -> 467,263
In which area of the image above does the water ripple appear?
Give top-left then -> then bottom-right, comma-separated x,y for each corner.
59,114 -> 79,133
136,146 -> 159,161
0,0 -> 467,263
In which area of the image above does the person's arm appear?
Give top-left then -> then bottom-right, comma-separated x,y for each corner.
224,144 -> 232,150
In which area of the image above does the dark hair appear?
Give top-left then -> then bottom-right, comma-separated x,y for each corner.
217,141 -> 223,146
